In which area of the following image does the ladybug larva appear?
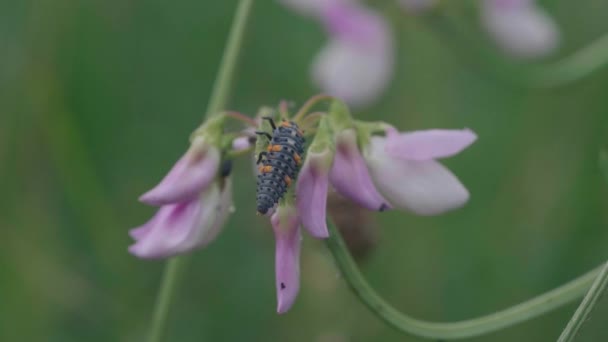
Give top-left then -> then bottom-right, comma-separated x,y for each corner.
255,117 -> 305,215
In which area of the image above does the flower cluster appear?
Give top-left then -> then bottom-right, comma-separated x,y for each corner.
129,96 -> 476,313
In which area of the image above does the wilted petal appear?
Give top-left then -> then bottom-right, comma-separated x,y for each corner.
129,180 -> 231,259
329,130 -> 390,211
271,206 -> 302,314
365,137 -> 469,215
481,0 -> 559,59
139,137 -> 221,206
384,128 -> 477,161
296,150 -> 332,238
312,3 -> 393,108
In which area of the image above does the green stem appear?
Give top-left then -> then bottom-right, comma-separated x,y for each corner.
557,261 -> 608,342
325,222 -> 601,340
530,32 -> 608,88
148,258 -> 187,342
205,0 -> 254,119
148,1 -> 254,341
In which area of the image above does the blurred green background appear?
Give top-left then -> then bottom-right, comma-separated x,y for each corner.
2,0 -> 608,341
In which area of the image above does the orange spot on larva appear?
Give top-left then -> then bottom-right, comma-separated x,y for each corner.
262,165 -> 273,173
267,144 -> 273,152
258,165 -> 264,173
280,121 -> 291,127
285,175 -> 291,186
294,153 -> 302,165
271,145 -> 282,152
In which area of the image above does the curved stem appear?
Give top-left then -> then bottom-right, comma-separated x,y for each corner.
148,1 -> 254,341
420,10 -> 608,89
557,260 -> 608,342
325,222 -> 601,340
292,94 -> 334,122
529,32 -> 608,88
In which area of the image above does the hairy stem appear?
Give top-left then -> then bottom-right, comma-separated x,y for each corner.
325,221 -> 601,340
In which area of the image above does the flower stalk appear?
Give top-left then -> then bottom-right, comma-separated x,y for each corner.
147,0 -> 254,341
325,221 -> 602,340
557,260 -> 608,341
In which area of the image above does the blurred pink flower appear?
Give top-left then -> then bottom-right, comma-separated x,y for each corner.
481,0 -> 559,59
280,0 -> 394,108
364,127 -> 476,215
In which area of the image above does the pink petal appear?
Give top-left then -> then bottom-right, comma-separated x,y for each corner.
481,0 -> 559,59
365,137 -> 470,215
271,207 -> 302,314
129,181 -> 231,259
296,150 -> 332,238
139,139 -> 220,206
329,130 -> 390,211
384,128 -> 477,161
312,3 -> 393,108
128,199 -> 203,259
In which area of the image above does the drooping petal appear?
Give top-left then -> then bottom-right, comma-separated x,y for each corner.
312,2 -> 394,108
271,206 -> 302,314
365,137 -> 469,215
139,137 -> 221,206
296,150 -> 332,238
129,180 -> 231,259
329,130 -> 390,211
384,128 -> 477,161
481,0 -> 559,59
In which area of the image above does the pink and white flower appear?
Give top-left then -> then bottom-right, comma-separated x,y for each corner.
481,0 -> 559,59
364,127 -> 476,215
129,137 -> 233,259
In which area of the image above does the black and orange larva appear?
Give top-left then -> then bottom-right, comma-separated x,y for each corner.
255,117 -> 305,215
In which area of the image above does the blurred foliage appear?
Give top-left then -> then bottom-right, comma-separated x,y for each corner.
2,0 -> 608,341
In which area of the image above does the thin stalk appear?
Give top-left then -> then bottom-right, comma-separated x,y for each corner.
148,1 -> 254,341
148,258 -> 187,342
205,0 -> 254,119
292,94 -> 333,122
557,261 -> 608,342
325,222 -> 601,340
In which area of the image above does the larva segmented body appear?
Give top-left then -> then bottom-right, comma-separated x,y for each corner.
256,120 -> 305,215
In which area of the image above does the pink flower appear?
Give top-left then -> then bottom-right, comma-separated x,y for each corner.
296,148 -> 333,238
280,0 -> 394,108
271,205 -> 302,314
129,179 -> 233,259
129,137 -> 232,259
364,127 -> 476,215
481,0 -> 559,59
329,129 -> 390,211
